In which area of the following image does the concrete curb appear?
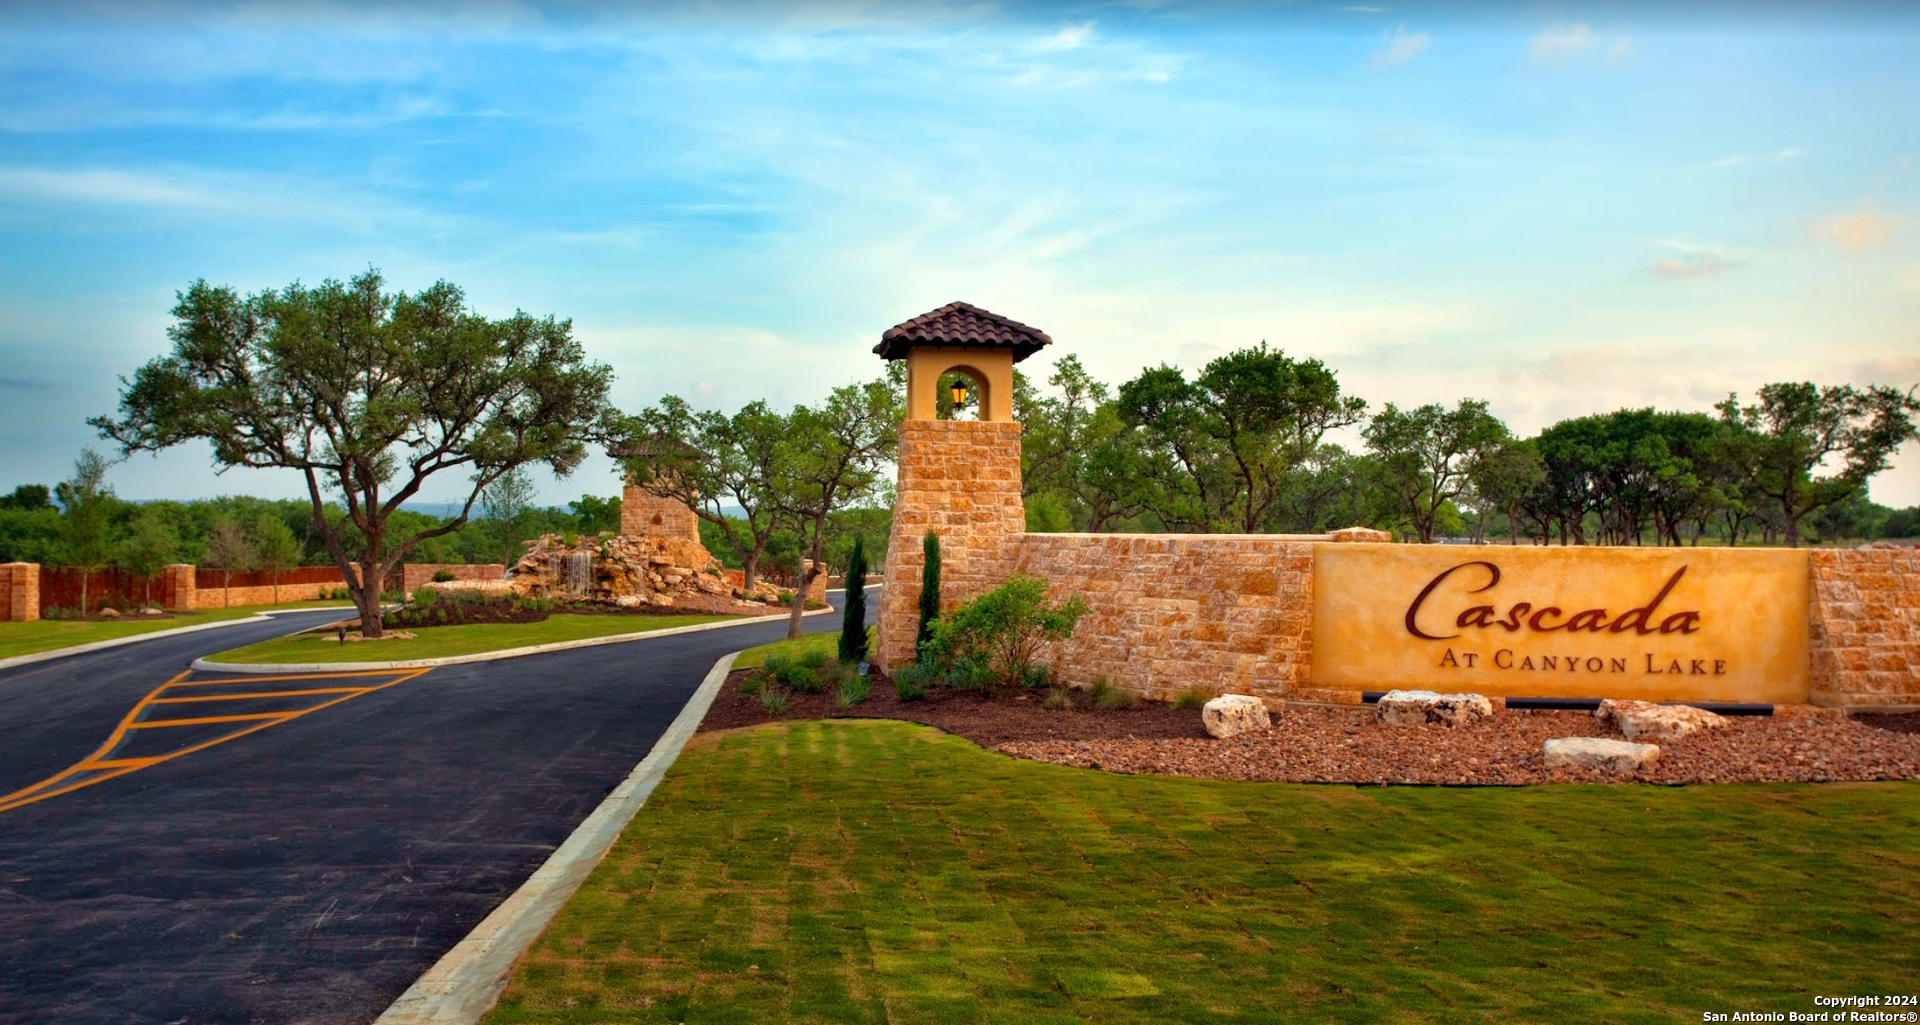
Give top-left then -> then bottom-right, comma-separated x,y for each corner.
373,647 -> 743,1024
189,605 -> 834,674
0,607 -> 357,674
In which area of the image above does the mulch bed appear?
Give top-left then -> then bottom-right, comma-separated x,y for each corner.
699,672 -> 1920,786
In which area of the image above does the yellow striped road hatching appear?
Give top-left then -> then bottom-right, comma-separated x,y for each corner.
0,668 -> 430,815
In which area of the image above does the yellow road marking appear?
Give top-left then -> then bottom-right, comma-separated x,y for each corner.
150,687 -> 369,704
0,668 -> 429,815
128,711 -> 290,728
163,669 -> 407,686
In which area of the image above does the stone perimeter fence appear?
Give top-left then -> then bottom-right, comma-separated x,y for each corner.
0,562 -> 504,620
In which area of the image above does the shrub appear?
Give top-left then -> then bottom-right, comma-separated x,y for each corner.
838,535 -> 869,663
432,569 -> 457,583
924,576 -> 1088,692
916,531 -> 941,653
1172,687 -> 1216,711
836,671 -> 872,708
1021,664 -> 1053,692
414,587 -> 439,607
738,670 -> 767,695
777,589 -> 795,606
779,665 -> 822,694
433,607 -> 448,625
758,685 -> 790,715
944,655 -> 995,692
1088,677 -> 1139,711
798,648 -> 830,670
1041,687 -> 1075,711
763,654 -> 791,675
892,662 -> 931,702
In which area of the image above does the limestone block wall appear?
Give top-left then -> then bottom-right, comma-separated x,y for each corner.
1014,534 -> 1322,702
1809,548 -> 1920,709
876,420 -> 1027,668
402,563 -> 505,594
1,562 -> 39,622
191,579 -> 342,608
622,482 -> 702,545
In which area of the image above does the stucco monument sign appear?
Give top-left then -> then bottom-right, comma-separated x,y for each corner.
1313,545 -> 1812,704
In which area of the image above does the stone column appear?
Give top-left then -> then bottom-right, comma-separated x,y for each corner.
1,562 -> 39,622
875,420 -> 1027,669
160,563 -> 197,611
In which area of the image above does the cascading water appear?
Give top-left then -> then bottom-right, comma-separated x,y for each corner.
563,551 -> 595,599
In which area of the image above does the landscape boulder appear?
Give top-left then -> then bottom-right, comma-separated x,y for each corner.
1596,699 -> 1727,743
1543,737 -> 1661,773
1202,695 -> 1272,739
98,608 -> 119,619
1375,689 -> 1493,728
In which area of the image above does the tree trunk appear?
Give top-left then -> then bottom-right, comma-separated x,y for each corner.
785,568 -> 813,640
1785,515 -> 1801,548
742,545 -> 763,593
359,558 -> 384,639
80,570 -> 90,616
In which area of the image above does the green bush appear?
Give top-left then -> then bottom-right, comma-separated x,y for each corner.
414,588 -> 439,607
1041,687 -> 1075,711
432,569 -> 457,582
433,607 -> 448,625
779,665 -> 822,694
764,654 -> 791,675
798,648 -> 830,670
1172,687 -> 1216,711
837,672 -> 872,708
1021,664 -> 1053,691
777,589 -> 796,606
892,662 -> 931,702
758,685 -> 790,715
738,670 -> 767,695
1088,677 -> 1139,711
944,655 -> 995,692
924,575 -> 1088,692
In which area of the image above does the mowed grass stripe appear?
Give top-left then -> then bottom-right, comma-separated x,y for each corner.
485,720 -> 1920,1025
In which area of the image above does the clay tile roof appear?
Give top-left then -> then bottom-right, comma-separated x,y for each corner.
873,301 -> 1053,364
610,433 -> 700,460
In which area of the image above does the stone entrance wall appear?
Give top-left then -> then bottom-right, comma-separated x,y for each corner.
877,412 -> 1920,710
1810,548 -> 1920,710
1,562 -> 38,622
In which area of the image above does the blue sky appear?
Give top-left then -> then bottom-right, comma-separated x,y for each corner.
2,0 -> 1917,509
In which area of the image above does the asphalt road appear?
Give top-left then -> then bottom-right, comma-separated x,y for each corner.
0,600 -> 865,1025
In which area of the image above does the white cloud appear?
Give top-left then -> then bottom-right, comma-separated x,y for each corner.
1035,22 -> 1094,53
1369,23 -> 1429,69
1810,205 -> 1899,254
1529,22 -> 1630,66
1704,147 -> 1805,170
1649,242 -> 1743,279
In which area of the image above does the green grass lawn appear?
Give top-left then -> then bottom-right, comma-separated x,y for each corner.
488,719 -> 1920,1025
205,612 -> 743,664
0,600 -> 355,660
733,626 -> 874,670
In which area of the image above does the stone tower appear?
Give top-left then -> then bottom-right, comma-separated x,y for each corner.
874,301 -> 1050,668
613,436 -> 704,547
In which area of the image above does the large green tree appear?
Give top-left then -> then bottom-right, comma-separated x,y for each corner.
1364,399 -> 1509,544
773,379 -> 900,639
1118,344 -> 1366,533
252,511 -> 302,603
1718,383 -> 1920,547
56,449 -> 119,613
91,269 -> 614,636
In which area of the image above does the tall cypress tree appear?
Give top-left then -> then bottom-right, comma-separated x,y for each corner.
838,535 -> 869,663
915,531 -> 941,656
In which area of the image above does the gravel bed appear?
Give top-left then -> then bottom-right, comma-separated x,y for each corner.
699,672 -> 1920,785
1003,706 -> 1920,785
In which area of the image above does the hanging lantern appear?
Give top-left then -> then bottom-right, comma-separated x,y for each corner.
950,379 -> 970,408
